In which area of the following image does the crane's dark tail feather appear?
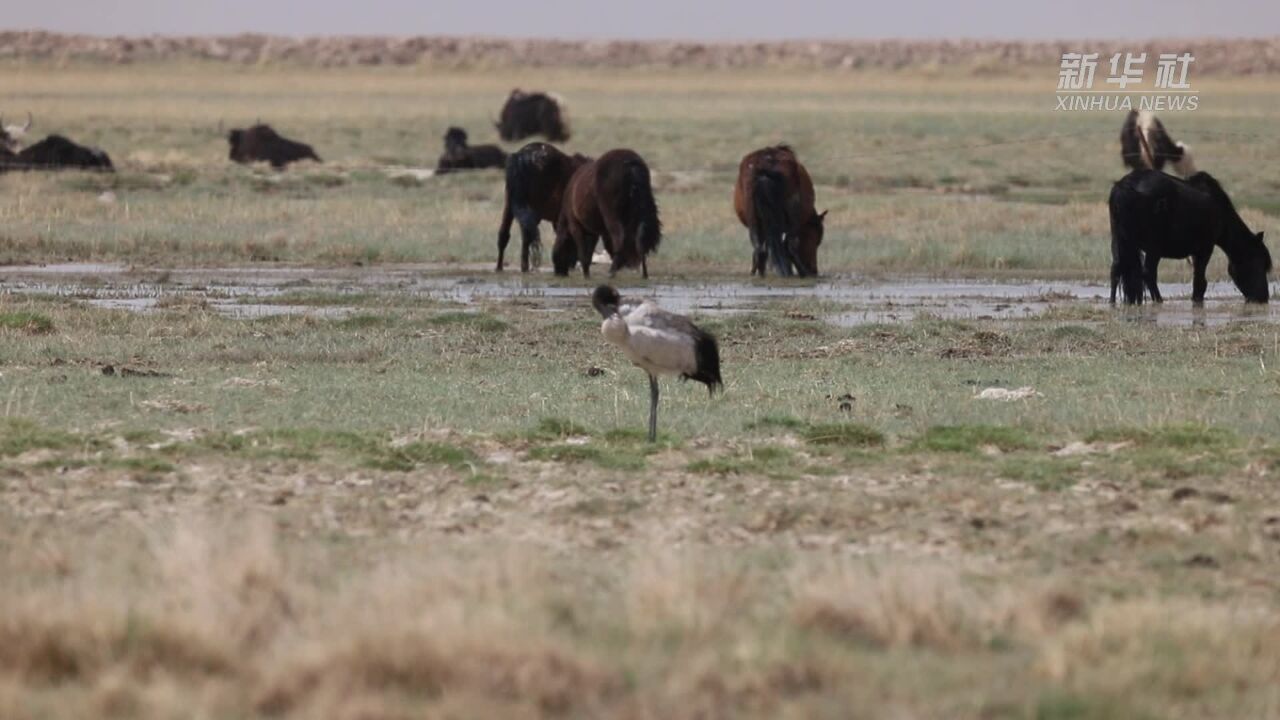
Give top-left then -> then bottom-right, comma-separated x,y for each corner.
1124,111 -> 1196,176
505,153 -> 544,264
624,159 -> 662,269
1140,112 -> 1195,177
1120,110 -> 1146,171
753,170 -> 793,277
682,329 -> 723,396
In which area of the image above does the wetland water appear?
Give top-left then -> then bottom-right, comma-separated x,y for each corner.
1,263 -> 1275,327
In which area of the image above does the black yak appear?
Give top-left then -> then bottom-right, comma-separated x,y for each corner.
1,134 -> 113,172
227,124 -> 320,169
496,142 -> 591,272
1110,168 -> 1270,304
496,90 -> 570,143
435,127 -> 506,175
553,149 -> 661,279
733,145 -> 826,277
1120,110 -> 1196,176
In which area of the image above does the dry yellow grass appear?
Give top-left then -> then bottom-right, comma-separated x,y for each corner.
3,514 -> 1279,719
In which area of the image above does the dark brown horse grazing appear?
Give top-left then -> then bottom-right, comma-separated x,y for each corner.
1110,168 -> 1270,305
734,145 -> 826,277
496,142 -> 591,272
553,149 -> 661,278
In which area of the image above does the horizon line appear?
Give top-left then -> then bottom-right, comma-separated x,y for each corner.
3,28 -> 1279,44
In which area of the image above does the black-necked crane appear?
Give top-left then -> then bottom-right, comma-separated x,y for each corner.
591,285 -> 723,442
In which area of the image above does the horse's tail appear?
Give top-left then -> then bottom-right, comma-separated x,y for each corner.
753,169 -> 793,277
624,159 -> 661,268
1108,179 -> 1146,304
505,152 -> 543,259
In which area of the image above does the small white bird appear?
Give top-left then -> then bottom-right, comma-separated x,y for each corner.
591,285 -> 722,442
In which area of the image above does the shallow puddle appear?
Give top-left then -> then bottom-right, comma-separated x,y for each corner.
1,263 -> 1277,327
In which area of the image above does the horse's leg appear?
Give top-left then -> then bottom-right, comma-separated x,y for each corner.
1143,254 -> 1163,303
580,232 -> 598,279
605,218 -> 629,278
787,230 -> 804,277
496,201 -> 513,272
518,217 -> 543,273
749,226 -> 765,276
1192,254 -> 1210,305
1110,260 -> 1120,304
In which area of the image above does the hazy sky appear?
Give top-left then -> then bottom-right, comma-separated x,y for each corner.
8,0 -> 1280,39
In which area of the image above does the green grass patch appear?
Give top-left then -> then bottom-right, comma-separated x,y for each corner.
745,414 -> 809,433
189,429 -> 474,472
528,417 -> 592,440
528,443 -> 645,471
0,311 -> 54,334
107,456 -> 178,475
686,445 -> 801,478
686,457 -> 746,475
336,314 -> 396,330
426,311 -> 509,333
1085,424 -> 1239,451
0,419 -> 81,457
372,441 -> 476,472
998,456 -> 1080,491
802,423 -> 885,447
914,425 -> 1038,453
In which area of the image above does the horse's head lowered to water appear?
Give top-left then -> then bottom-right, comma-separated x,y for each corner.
1190,172 -> 1271,303
1227,231 -> 1271,303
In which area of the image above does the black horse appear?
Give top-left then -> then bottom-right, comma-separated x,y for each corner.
1110,169 -> 1270,304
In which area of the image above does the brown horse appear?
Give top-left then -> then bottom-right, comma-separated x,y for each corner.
553,149 -> 661,278
496,142 -> 591,272
733,145 -> 826,277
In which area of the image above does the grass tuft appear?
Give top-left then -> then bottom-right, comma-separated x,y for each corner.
528,443 -> 645,470
0,419 -> 81,457
746,414 -> 809,433
914,425 -> 1038,453
426,312 -> 509,333
529,417 -> 591,440
802,423 -> 885,447
0,311 -> 55,334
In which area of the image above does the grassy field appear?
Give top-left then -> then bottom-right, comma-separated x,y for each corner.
2,62 -> 1280,719
1,64 -> 1279,275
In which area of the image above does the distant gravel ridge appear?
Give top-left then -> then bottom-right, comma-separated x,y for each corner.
2,31 -> 1279,74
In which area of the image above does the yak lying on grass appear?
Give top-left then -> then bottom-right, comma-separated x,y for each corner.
496,90 -> 570,143
435,127 -> 506,176
1110,169 -> 1270,304
1,134 -> 113,172
496,142 -> 591,272
733,145 -> 826,277
553,149 -> 661,278
228,124 -> 321,169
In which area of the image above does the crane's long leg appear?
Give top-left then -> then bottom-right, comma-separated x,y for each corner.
648,374 -> 659,443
